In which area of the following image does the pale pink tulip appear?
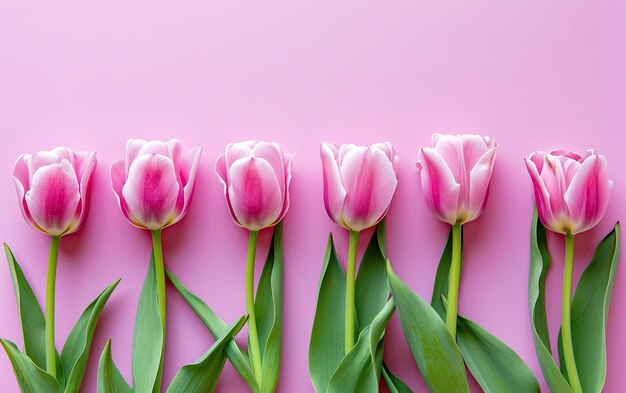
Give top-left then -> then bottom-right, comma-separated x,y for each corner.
111,139 -> 202,230
417,134 -> 497,225
13,147 -> 97,236
525,149 -> 612,235
321,142 -> 399,232
216,141 -> 293,231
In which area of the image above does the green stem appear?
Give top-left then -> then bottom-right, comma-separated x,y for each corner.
45,236 -> 60,376
562,234 -> 583,393
246,230 -> 263,383
345,230 -> 359,354
151,229 -> 166,392
446,224 -> 462,339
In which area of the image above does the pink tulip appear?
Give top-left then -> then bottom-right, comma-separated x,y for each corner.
111,139 -> 202,230
216,141 -> 293,231
525,149 -> 612,235
417,134 -> 497,226
13,147 -> 97,236
321,142 -> 399,232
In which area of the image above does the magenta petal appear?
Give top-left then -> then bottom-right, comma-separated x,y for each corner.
124,139 -> 148,176
253,142 -> 285,193
461,134 -> 491,171
25,160 -> 81,236
110,159 -> 135,225
172,146 -> 202,223
122,154 -> 180,230
228,157 -> 282,230
67,151 -> 97,235
564,155 -> 612,234
525,157 -> 559,232
320,143 -> 347,226
419,147 -> 460,225
466,147 -> 497,223
274,152 -> 294,224
225,141 -> 255,169
340,147 -> 397,231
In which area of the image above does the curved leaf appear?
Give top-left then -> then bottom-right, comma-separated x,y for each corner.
327,300 -> 395,393
61,279 -> 120,393
97,339 -> 132,393
4,244 -> 65,387
166,271 -> 258,392
529,209 -> 573,392
309,234 -> 346,393
382,364 -> 413,393
254,222 -> 284,393
430,229 -> 460,320
355,221 -> 389,330
455,312 -> 540,393
166,315 -> 247,393
132,254 -> 163,393
0,338 -> 60,393
386,261 -> 469,393
569,223 -> 620,393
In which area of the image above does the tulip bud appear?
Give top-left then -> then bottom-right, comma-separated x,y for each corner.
216,141 -> 293,231
320,142 -> 399,232
13,147 -> 97,237
525,149 -> 612,235
111,139 -> 202,230
417,134 -> 497,225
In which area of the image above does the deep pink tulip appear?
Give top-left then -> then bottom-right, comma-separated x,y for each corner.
417,134 -> 497,225
525,149 -> 612,235
321,142 -> 399,232
111,139 -> 202,230
13,147 -> 97,236
216,141 -> 293,231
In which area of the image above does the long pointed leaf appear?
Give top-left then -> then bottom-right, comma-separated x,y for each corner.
166,315 -> 247,393
61,279 -> 120,393
569,223 -> 620,393
430,230 -> 459,320
382,364 -> 413,393
0,338 -> 60,393
327,300 -> 395,393
97,339 -> 132,393
166,270 -> 258,392
255,223 -> 284,393
308,234 -> 346,393
132,254 -> 163,393
4,244 -> 65,387
386,261 -> 469,393
528,209 -> 573,392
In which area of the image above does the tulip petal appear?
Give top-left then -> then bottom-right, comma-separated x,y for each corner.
25,151 -> 59,180
320,143 -> 347,226
340,147 -> 397,231
525,157 -> 558,232
13,155 -> 36,228
225,141 -> 255,169
274,152 -> 294,224
67,151 -> 97,235
25,160 -> 81,236
253,142 -> 285,194
125,139 -> 148,176
432,135 -> 464,186
173,146 -> 202,223
461,134 -> 491,171
418,148 -> 460,225
110,159 -> 136,226
539,155 -> 570,223
227,157 -> 282,230
564,155 -> 612,234
466,147 -> 496,223
122,154 -> 180,230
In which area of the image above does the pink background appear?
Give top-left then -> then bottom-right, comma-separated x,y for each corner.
0,1 -> 624,392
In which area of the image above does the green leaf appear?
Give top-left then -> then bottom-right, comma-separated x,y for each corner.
132,254 -> 163,393
61,279 -> 120,393
166,315 -> 247,393
386,261 -> 469,393
326,300 -> 395,393
0,338 -> 60,393
254,222 -> 284,393
166,271 -> 258,392
309,234 -> 346,393
528,209 -> 573,392
4,244 -> 65,387
455,311 -> 540,393
382,364 -> 413,393
97,339 -> 132,393
569,223 -> 620,393
355,221 -> 390,330
429,230 -> 459,320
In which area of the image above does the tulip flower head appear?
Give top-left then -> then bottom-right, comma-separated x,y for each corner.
525,149 -> 612,235
320,142 -> 399,232
13,147 -> 97,236
216,141 -> 293,231
111,138 -> 202,230
417,134 -> 497,226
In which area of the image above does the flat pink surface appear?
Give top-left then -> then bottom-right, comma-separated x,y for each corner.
1,2 -> 624,392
